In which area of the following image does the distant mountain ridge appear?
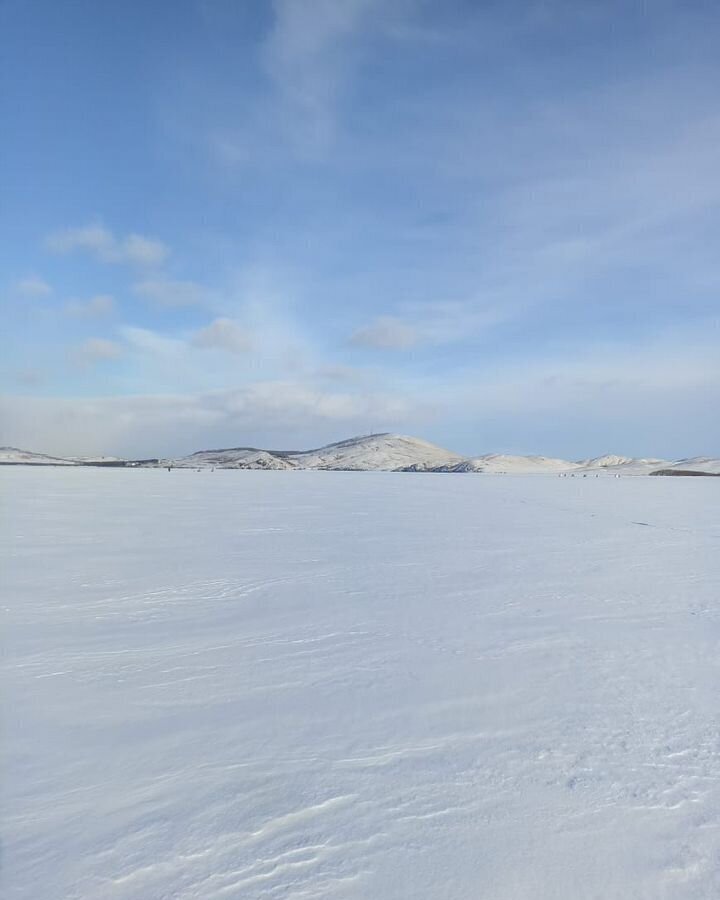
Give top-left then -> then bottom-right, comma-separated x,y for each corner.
0,447 -> 155,467
178,434 -> 464,471
2,435 -> 719,475
0,447 -> 76,466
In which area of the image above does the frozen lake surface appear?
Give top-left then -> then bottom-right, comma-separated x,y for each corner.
3,468 -> 720,899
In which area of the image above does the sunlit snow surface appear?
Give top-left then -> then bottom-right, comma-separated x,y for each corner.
4,468 -> 720,899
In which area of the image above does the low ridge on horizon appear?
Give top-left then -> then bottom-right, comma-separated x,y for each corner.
2,434 -> 719,475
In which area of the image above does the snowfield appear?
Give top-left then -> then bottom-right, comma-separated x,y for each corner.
3,467 -> 720,899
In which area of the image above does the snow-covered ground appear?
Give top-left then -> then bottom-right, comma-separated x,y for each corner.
3,467 -> 720,899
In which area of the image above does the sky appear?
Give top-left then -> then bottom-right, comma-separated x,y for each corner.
2,0 -> 719,459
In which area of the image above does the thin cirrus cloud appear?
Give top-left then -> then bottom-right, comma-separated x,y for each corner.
132,279 -> 207,307
14,275 -> 53,297
350,316 -> 420,350
64,295 -> 115,317
208,0 -> 388,163
46,224 -> 168,267
350,303 -> 509,352
120,325 -> 186,358
73,337 -> 123,365
261,0 -> 380,153
119,321 -> 252,359
191,318 -> 252,355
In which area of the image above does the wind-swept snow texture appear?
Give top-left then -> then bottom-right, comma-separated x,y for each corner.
4,468 -> 720,900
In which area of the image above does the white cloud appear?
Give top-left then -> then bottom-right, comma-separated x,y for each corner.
132,279 -> 206,307
3,319 -> 718,458
14,275 -> 52,297
263,0 -> 379,152
192,318 -> 252,355
46,224 -> 168,267
64,295 -> 115,317
46,223 -> 112,256
350,300 -> 507,352
221,380 -> 415,423
438,319 -> 720,422
0,382 -> 426,457
415,301 -> 509,344
73,337 -> 123,365
121,234 -> 169,267
350,316 -> 420,350
119,325 -> 186,358
315,364 -> 365,382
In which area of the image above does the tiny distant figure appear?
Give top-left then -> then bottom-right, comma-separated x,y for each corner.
167,466 -> 171,472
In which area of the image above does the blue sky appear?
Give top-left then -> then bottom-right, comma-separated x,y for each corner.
2,0 -> 719,458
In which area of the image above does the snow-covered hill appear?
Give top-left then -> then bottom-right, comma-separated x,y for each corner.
291,433 -> 464,471
174,448 -> 296,470
580,454 -> 635,468
577,455 -> 670,475
0,447 -> 77,466
658,456 -> 720,475
66,455 -> 125,464
170,433 -> 464,472
3,436 -> 718,475
432,453 -> 677,476
443,453 -> 578,474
